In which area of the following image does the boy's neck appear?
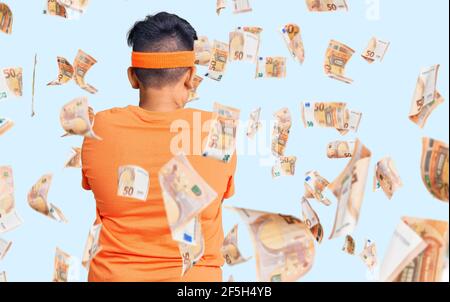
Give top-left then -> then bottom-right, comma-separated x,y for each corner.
138,87 -> 185,112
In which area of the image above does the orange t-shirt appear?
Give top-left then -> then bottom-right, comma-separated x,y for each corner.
81,105 -> 237,282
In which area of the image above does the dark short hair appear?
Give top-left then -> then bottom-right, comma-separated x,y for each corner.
127,12 -> 198,88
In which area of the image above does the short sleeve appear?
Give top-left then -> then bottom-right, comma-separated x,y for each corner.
223,153 -> 237,200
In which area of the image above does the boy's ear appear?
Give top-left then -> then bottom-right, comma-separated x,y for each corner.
127,67 -> 140,89
184,66 -> 197,90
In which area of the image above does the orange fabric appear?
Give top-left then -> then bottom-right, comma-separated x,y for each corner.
81,106 -> 237,282
131,51 -> 195,69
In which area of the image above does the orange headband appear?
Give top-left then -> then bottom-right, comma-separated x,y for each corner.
131,51 -> 195,69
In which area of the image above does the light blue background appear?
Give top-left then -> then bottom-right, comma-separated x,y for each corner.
0,0 -> 448,282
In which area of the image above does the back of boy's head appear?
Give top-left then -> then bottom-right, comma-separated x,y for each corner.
127,12 -> 198,88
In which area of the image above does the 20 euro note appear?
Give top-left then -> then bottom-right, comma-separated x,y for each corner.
205,41 -> 229,81
421,137 -> 448,202
82,224 -> 102,269
280,23 -> 305,64
328,139 -> 372,239
117,165 -> 150,201
48,50 -> 98,94
159,154 -> 218,244
409,65 -> 444,128
301,102 -> 362,135
222,224 -> 251,266
0,166 -> 23,233
229,207 -> 315,282
380,217 -> 449,282
203,103 -> 240,163
0,67 -> 23,101
324,40 -> 354,84
0,2 -> 12,34
60,97 -> 100,139
305,0 -> 348,12
373,157 -> 403,200
27,174 -> 68,223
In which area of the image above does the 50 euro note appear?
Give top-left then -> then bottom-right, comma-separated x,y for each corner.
0,2 -> 12,34
373,157 -> 403,200
232,0 -> 252,14
179,217 -> 204,276
0,117 -> 14,136
342,235 -> 356,255
57,0 -> 90,13
280,23 -> 305,64
324,40 -> 354,84
27,174 -> 68,223
216,0 -> 226,15
256,57 -> 287,79
48,50 -> 98,94
82,224 -> 102,269
205,41 -> 229,81
222,224 -> 251,266
360,239 -> 378,272
409,65 -> 444,128
327,141 -> 355,159
301,197 -> 324,243
203,103 -> 240,163
272,108 -> 292,157
0,237 -> 12,260
304,170 -> 331,206
117,165 -> 150,201
53,247 -> 78,282
305,0 -> 348,12
43,0 -> 82,19
0,67 -> 23,101
380,217 -> 449,282
0,166 -> 23,233
301,102 -> 362,135
229,29 -> 260,63
228,207 -> 315,282
187,75 -> 203,103
246,107 -> 262,139
421,138 -> 448,202
60,97 -> 100,139
194,36 -> 212,66
328,139 -> 372,239
362,37 -> 390,63
272,156 -> 297,178
0,271 -> 6,282
159,154 -> 218,245
64,147 -> 82,168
